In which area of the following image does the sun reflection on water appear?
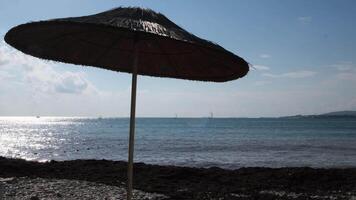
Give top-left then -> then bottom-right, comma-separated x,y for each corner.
1,117 -> 356,168
0,117 -> 78,161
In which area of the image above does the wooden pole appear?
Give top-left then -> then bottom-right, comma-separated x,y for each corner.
127,42 -> 138,200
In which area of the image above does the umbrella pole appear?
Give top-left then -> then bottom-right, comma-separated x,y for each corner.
127,44 -> 138,200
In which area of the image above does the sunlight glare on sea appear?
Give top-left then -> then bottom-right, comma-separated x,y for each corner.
1,116 -> 356,168
0,117 -> 80,161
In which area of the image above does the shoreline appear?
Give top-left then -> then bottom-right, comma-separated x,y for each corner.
1,157 -> 356,199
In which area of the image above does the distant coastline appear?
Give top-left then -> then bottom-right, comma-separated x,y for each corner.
279,110 -> 356,119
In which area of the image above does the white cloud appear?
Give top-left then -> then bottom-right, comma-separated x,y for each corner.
259,54 -> 271,59
0,42 -> 96,95
332,62 -> 355,71
54,72 -> 89,94
332,62 -> 356,81
23,62 -> 95,95
0,70 -> 13,79
0,59 -> 8,66
262,70 -> 317,78
298,16 -> 312,24
252,65 -> 270,71
0,43 -> 11,67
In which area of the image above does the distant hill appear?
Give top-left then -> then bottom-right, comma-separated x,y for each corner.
321,111 -> 356,116
280,111 -> 356,119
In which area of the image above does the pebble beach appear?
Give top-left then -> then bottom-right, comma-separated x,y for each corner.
0,177 -> 166,200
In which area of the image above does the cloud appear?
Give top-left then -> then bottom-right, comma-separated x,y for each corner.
54,72 -> 89,94
0,41 -> 96,95
0,41 -> 48,70
252,65 -> 270,71
332,62 -> 355,71
262,70 -> 317,78
0,70 -> 14,80
331,62 -> 356,81
0,43 -> 11,66
298,16 -> 312,24
259,54 -> 271,59
0,59 -> 9,66
23,62 -> 95,94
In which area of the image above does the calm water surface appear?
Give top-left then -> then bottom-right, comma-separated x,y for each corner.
0,117 -> 355,169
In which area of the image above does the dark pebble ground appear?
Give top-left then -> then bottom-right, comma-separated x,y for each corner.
0,157 -> 356,200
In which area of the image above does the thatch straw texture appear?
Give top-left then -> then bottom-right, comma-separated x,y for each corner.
5,7 -> 248,82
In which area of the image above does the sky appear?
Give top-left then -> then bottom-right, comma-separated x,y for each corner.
0,0 -> 356,117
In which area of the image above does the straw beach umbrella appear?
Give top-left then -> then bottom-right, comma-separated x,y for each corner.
5,7 -> 249,199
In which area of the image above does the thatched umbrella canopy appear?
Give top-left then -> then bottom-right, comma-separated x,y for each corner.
5,7 -> 248,82
5,7 -> 249,200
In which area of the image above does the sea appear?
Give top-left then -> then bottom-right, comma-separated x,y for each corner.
0,117 -> 356,169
